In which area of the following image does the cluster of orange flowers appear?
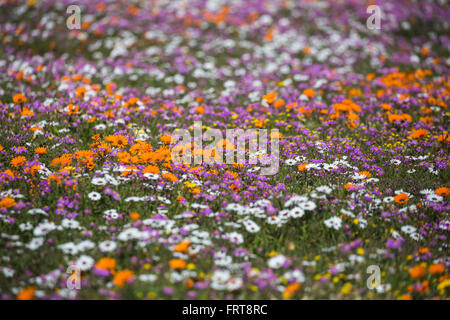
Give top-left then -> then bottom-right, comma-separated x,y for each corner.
409,128 -> 429,140
387,112 -> 412,123
74,150 -> 97,170
50,154 -> 73,168
94,257 -> 135,287
397,263 -> 448,299
96,257 -> 116,274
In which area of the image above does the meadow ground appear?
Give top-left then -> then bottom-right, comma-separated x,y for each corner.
0,0 -> 449,300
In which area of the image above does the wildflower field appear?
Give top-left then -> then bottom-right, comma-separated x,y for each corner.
0,0 -> 449,300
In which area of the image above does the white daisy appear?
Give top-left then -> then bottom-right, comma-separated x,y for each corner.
94,124 -> 106,130
391,231 -> 402,239
283,270 -> 305,283
98,240 -> 117,252
420,189 -> 434,195
426,194 -> 443,202
401,225 -> 416,234
223,232 -> 244,244
316,185 -> 333,194
284,195 -> 308,207
87,191 -> 102,201
26,237 -> 44,250
144,173 -> 159,180
19,222 -> 33,231
242,220 -> 261,233
324,217 -> 342,230
33,221 -> 56,236
410,232 -> 423,241
340,209 -> 355,218
61,219 -> 80,229
2,267 -> 15,278
28,208 -> 48,216
118,228 -> 141,241
226,277 -> 243,291
267,255 -> 287,269
77,240 -> 95,251
139,274 -> 157,282
58,242 -> 79,255
104,209 -> 119,220
76,255 -> 94,271
298,201 -> 316,211
214,252 -> 233,266
310,191 -> 326,199
266,215 -> 282,225
349,254 -> 365,264
91,177 -> 107,186
438,220 -> 450,231
285,159 -> 297,166
288,207 -> 305,218
211,270 -> 231,284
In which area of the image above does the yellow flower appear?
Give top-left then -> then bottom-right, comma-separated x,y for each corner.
187,263 -> 196,270
437,279 -> 450,291
268,251 -> 278,257
340,282 -> 352,295
184,181 -> 197,188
